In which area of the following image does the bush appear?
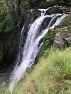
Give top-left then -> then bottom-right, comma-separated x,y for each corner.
40,29 -> 56,55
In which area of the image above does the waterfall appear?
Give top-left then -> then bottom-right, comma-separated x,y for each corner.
14,25 -> 25,69
8,9 -> 67,92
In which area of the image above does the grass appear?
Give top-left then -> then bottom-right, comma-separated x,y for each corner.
0,47 -> 71,94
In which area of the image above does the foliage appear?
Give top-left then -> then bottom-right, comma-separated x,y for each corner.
46,0 -> 71,6
0,0 -> 71,94
40,29 -> 56,55
15,47 -> 71,94
46,0 -> 56,2
40,14 -> 71,56
0,47 -> 71,94
59,16 -> 71,28
47,7 -> 63,14
0,2 -> 15,33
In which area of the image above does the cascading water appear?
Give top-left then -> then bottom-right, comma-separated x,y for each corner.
8,8 -> 67,92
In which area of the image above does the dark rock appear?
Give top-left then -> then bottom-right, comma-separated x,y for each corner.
46,6 -> 63,15
65,37 -> 71,46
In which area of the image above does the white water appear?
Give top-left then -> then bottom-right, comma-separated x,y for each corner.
50,14 -> 67,29
8,9 -> 67,92
38,7 -> 51,16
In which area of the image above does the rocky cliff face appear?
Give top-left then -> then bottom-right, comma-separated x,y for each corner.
40,14 -> 71,56
54,29 -> 71,48
0,5 -> 71,73
53,15 -> 71,48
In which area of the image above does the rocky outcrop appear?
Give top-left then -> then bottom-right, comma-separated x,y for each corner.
54,29 -> 71,48
46,6 -> 63,15
65,37 -> 71,46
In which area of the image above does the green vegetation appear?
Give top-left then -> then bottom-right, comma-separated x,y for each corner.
40,15 -> 71,55
46,0 -> 71,6
0,0 -> 71,64
0,47 -> 71,94
40,29 -> 56,55
0,0 -> 71,94
0,0 -> 42,65
0,13 -> 71,92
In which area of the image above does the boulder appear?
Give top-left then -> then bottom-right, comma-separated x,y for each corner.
53,32 -> 65,47
53,29 -> 71,48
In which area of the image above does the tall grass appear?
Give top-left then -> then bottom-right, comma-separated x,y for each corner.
23,47 -> 71,94
0,47 -> 71,94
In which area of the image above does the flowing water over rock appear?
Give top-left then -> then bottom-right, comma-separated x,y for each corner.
8,9 -> 67,91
